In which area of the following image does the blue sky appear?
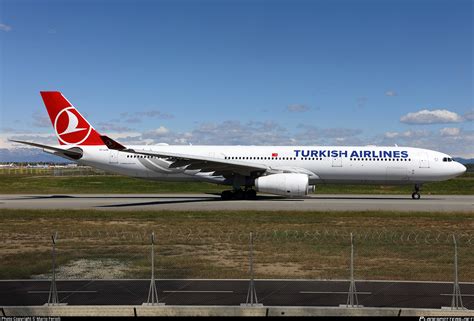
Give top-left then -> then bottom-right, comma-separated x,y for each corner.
0,0 -> 473,157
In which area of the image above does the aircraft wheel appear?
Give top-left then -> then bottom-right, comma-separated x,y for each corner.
233,189 -> 244,200
411,192 -> 421,200
245,189 -> 257,200
221,190 -> 233,200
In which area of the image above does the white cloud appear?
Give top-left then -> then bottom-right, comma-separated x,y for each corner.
287,104 -> 310,112
107,131 -> 142,139
0,23 -> 12,32
384,130 -> 429,139
379,128 -> 474,158
385,90 -> 398,97
32,111 -> 51,128
440,127 -> 461,137
297,125 -> 363,143
464,110 -> 474,121
0,133 -> 57,149
384,132 -> 398,139
143,126 -> 170,138
189,120 -> 292,145
400,109 -> 463,124
119,110 -> 174,123
107,132 -> 147,145
97,122 -> 133,133
152,126 -> 170,135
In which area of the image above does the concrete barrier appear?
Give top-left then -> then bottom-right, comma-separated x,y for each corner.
3,306 -> 135,317
268,307 -> 474,317
268,307 -> 400,317
3,306 -> 474,317
137,306 -> 266,317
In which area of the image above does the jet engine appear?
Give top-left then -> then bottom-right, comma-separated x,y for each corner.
254,173 -> 310,197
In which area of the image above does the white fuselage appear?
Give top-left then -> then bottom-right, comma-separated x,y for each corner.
71,145 -> 466,186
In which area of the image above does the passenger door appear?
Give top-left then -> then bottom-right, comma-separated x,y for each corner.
331,157 -> 342,167
418,153 -> 430,168
109,150 -> 119,164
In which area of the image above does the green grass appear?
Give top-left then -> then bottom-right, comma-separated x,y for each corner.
1,209 -> 473,281
0,172 -> 472,194
314,172 -> 473,195
0,175 -> 223,194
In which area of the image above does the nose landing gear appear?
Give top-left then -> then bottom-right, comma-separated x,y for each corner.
411,184 -> 421,200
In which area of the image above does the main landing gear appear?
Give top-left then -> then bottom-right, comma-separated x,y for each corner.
411,184 -> 421,200
221,188 -> 257,200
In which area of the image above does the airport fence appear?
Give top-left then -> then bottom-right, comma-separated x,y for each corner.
18,228 -> 472,245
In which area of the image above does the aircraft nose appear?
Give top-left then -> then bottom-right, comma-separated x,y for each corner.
456,163 -> 467,175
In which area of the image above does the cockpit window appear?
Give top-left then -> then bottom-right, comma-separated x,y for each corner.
443,157 -> 453,162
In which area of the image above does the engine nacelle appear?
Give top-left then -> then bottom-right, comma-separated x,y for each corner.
255,173 -> 309,197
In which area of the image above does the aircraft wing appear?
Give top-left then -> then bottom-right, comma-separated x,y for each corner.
102,136 -> 316,178
124,147 -> 269,177
124,148 -> 320,179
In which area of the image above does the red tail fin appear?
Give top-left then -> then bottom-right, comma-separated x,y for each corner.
40,91 -> 104,146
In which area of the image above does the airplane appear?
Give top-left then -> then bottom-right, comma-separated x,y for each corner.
0,163 -> 14,168
10,91 -> 467,200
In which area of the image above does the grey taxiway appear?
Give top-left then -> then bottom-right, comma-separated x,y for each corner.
0,193 -> 472,212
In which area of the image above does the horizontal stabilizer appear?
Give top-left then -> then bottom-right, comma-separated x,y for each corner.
8,139 -> 83,159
